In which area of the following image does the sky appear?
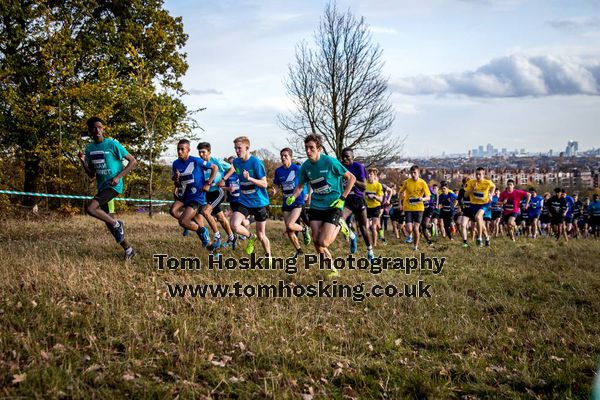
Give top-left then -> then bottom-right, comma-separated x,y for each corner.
162,0 -> 600,159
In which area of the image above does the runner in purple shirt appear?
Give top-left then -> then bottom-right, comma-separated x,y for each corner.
341,147 -> 374,261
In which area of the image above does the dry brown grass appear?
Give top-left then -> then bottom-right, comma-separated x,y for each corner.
1,213 -> 599,399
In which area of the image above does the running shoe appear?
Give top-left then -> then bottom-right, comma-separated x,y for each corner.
326,266 -> 340,278
197,227 -> 210,247
113,220 -> 125,244
124,247 -> 136,261
208,237 -> 221,252
350,235 -> 357,254
339,218 -> 350,240
245,235 -> 256,255
302,228 -> 312,246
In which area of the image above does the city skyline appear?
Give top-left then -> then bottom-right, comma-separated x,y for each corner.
438,140 -> 597,159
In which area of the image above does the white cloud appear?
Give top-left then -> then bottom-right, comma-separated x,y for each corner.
187,88 -> 223,96
394,103 -> 419,115
548,16 -> 600,32
368,26 -> 398,35
391,54 -> 600,97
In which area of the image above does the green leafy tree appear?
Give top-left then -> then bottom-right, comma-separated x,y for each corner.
0,0 -> 191,206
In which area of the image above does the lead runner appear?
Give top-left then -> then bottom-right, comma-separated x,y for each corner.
286,134 -> 356,277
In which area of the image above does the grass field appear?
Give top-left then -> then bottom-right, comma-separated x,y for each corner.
1,213 -> 599,399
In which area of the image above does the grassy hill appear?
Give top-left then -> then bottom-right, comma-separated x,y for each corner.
1,214 -> 599,399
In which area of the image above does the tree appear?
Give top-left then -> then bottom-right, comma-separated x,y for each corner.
279,2 -> 402,167
0,0 -> 190,205
124,44 -> 201,217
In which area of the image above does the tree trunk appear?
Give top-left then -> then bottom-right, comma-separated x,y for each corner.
23,154 -> 41,206
149,151 -> 154,218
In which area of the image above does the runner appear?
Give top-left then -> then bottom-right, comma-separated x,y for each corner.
516,196 -> 529,237
498,179 -> 530,242
540,192 -> 551,236
364,168 -> 384,248
397,165 -> 431,251
456,177 -> 472,247
464,167 -> 496,247
526,188 -> 543,238
340,148 -> 374,259
169,140 -> 209,244
438,181 -> 458,241
588,194 -> 600,239
490,188 -> 503,238
581,197 -> 591,239
78,117 -> 138,260
287,134 -> 357,276
170,139 -> 218,248
571,193 -> 583,239
230,136 -> 272,259
197,142 -> 236,251
272,148 -> 311,259
222,156 -> 247,249
421,183 -> 438,246
547,188 -> 568,241
388,184 -> 406,240
378,183 -> 393,243
563,189 -> 575,238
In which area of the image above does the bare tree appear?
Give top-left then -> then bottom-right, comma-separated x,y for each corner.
279,2 -> 402,167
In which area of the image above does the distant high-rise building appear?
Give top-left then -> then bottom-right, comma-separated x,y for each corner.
565,140 -> 579,157
486,143 -> 493,157
501,148 -> 507,156
478,145 -> 484,156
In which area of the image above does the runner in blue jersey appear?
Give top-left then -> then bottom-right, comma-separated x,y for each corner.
483,200 -> 493,236
231,136 -> 271,258
563,189 -> 575,237
272,148 -> 311,258
222,156 -> 250,249
589,194 -> 600,239
287,134 -> 356,276
490,189 -> 504,238
197,142 -> 236,251
438,182 -> 458,240
526,188 -> 543,238
340,147 -> 374,260
171,139 -> 218,247
78,117 -> 138,260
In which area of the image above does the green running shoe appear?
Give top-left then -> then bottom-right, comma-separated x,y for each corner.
339,218 -> 350,240
303,228 -> 312,246
245,235 -> 256,255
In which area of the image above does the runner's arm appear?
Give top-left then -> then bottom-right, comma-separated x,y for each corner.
223,164 -> 235,181
116,153 -> 138,180
246,175 -> 268,189
341,171 -> 356,199
78,150 -> 95,178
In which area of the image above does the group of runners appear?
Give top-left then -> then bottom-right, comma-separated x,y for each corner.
79,117 -> 600,266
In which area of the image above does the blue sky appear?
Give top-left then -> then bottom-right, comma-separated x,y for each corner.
162,0 -> 600,159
